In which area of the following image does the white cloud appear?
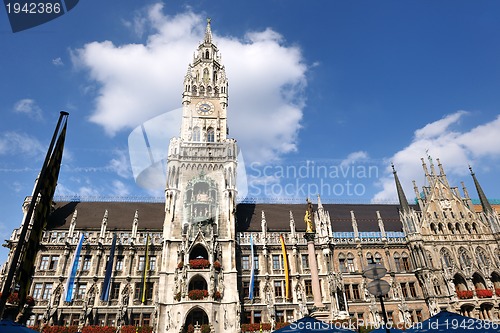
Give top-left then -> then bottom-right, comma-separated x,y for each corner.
52,57 -> 64,66
111,180 -> 130,196
108,150 -> 132,178
13,99 -> 43,121
55,178 -> 131,199
0,132 -> 44,157
372,111 -> 500,203
72,5 -> 307,164
340,151 -> 369,169
414,110 -> 467,139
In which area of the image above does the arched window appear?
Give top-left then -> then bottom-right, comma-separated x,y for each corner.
394,252 -> 401,272
472,272 -> 486,290
476,247 -> 489,268
207,128 -> 215,142
491,272 -> 500,289
188,275 -> 208,292
427,251 -> 434,268
205,50 -> 210,59
192,127 -> 201,142
455,223 -> 461,234
440,248 -> 453,269
203,68 -> 209,83
459,248 -> 472,269
347,253 -> 356,273
338,253 -> 347,273
374,252 -> 383,265
366,253 -> 374,265
401,252 -> 411,271
448,223 -> 454,234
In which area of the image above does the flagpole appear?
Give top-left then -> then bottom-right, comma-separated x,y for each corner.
0,111 -> 69,319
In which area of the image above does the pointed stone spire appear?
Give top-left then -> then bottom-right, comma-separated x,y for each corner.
350,210 -> 359,240
317,194 -> 323,210
376,211 -> 386,240
392,163 -> 410,213
261,210 -> 267,239
204,18 -> 213,44
68,209 -> 78,238
421,158 -> 432,185
436,158 -> 450,187
99,210 -> 108,239
469,165 -> 493,214
132,210 -> 139,239
412,180 -> 420,198
460,180 -> 474,210
289,210 -> 296,239
428,154 -> 436,176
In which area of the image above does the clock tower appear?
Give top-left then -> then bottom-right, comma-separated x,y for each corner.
179,18 -> 229,144
158,19 -> 240,333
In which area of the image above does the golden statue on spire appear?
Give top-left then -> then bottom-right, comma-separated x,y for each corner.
304,198 -> 314,233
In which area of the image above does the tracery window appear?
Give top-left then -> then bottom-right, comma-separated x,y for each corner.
458,247 -> 472,269
207,128 -> 215,142
440,248 -> 453,268
476,247 -> 489,268
192,127 -> 201,142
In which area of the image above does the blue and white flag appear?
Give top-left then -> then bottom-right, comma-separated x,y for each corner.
65,233 -> 84,302
100,233 -> 117,301
249,234 -> 255,300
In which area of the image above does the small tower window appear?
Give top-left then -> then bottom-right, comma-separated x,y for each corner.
207,128 -> 215,142
203,68 -> 209,83
205,50 -> 210,59
192,127 -> 201,142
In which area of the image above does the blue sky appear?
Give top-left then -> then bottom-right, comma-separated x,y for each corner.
2,0 -> 500,262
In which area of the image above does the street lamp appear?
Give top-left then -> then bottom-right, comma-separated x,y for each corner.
363,264 -> 391,333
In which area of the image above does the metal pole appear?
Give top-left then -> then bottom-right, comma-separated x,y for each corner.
378,295 -> 390,333
0,111 -> 68,319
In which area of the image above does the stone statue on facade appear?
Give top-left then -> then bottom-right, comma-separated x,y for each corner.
305,198 -> 314,233
427,298 -> 439,316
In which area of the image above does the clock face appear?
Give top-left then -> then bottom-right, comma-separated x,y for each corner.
196,101 -> 214,115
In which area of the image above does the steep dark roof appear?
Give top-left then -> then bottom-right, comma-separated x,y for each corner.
47,201 -> 405,233
48,201 -> 165,230
235,203 -> 405,233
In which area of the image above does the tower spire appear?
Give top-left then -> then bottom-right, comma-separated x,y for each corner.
392,163 -> 410,213
469,165 -> 493,214
204,18 -> 213,44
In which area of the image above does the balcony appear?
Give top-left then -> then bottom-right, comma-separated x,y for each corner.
189,259 -> 210,269
476,289 -> 493,298
457,290 -> 474,299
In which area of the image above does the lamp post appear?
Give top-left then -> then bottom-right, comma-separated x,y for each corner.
363,264 -> 391,333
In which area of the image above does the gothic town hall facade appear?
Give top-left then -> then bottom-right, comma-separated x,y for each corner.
2,21 -> 500,332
